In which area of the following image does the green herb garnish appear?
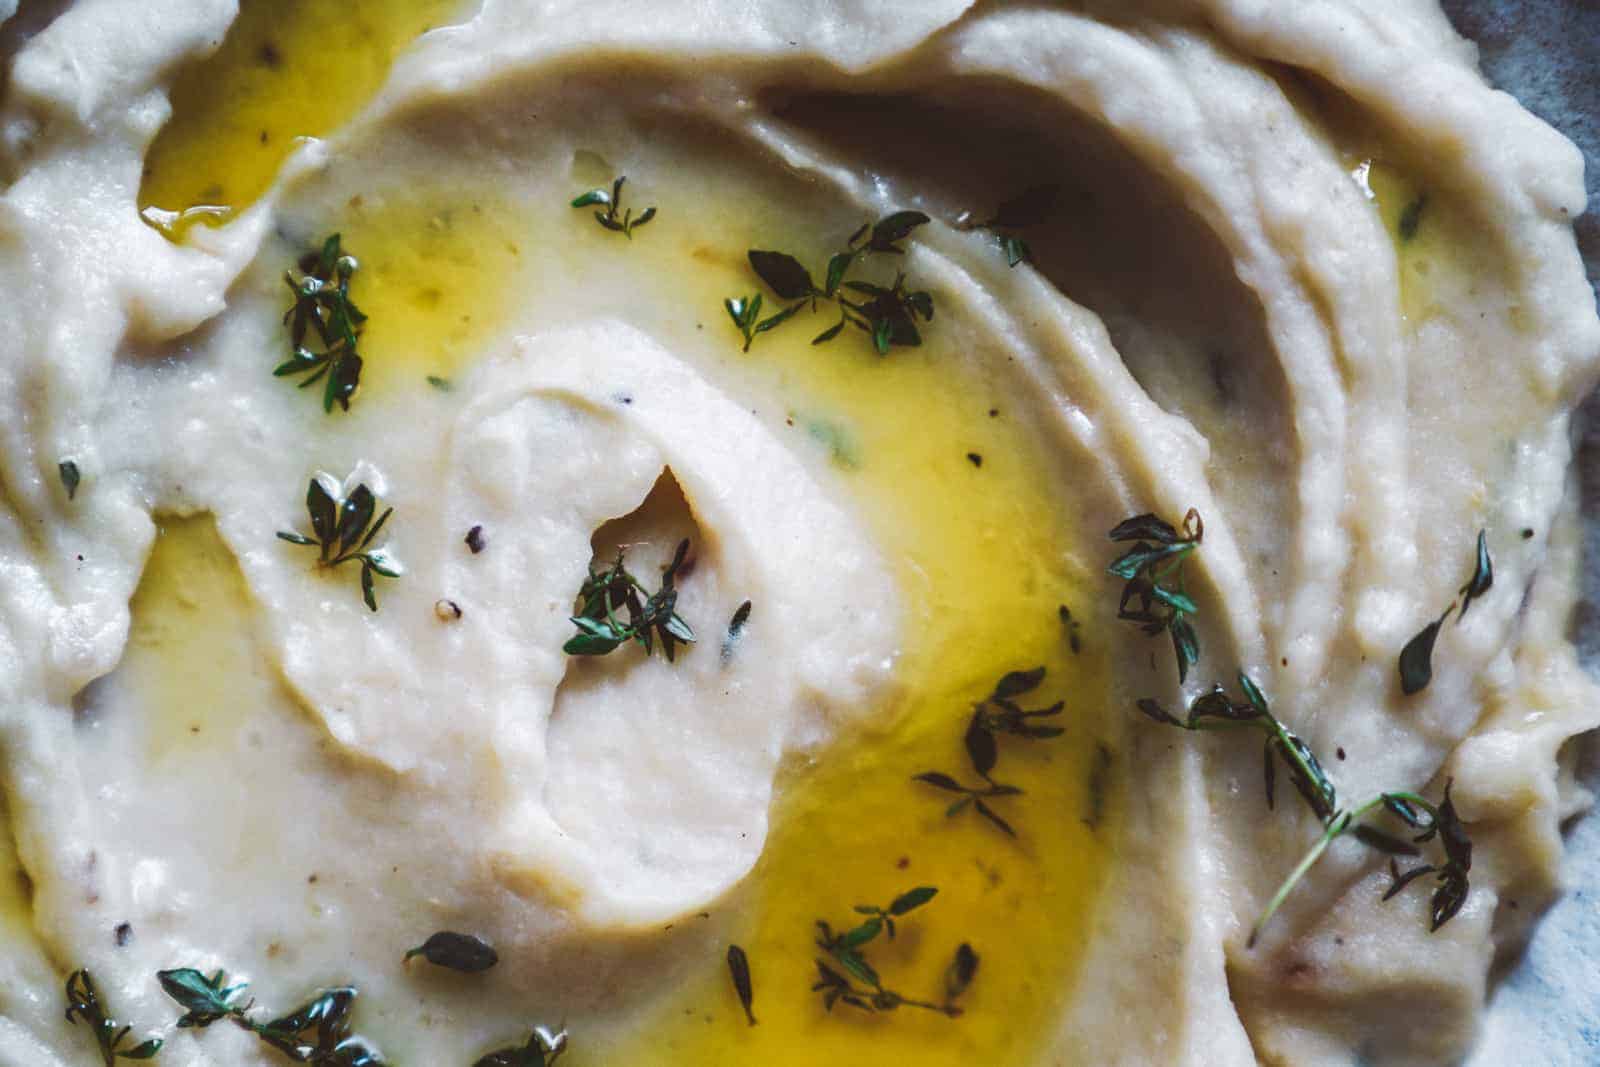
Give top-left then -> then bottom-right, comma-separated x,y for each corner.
721,600 -> 753,664
1398,606 -> 1452,696
726,211 -> 934,355
1398,529 -> 1493,694
563,539 -> 695,660
275,234 -> 367,413
1398,194 -> 1427,242
59,460 -> 81,501
571,175 -> 655,239
1457,529 -> 1493,618
64,969 -> 163,1065
1108,510 -> 1203,683
276,474 -> 403,612
1136,674 -> 1473,946
472,1025 -> 567,1067
812,887 -> 958,1016
157,969 -> 387,1065
978,184 -> 1058,267
404,931 -> 498,973
726,944 -> 756,1026
941,943 -> 979,1014
914,667 -> 1061,837
1058,604 -> 1081,654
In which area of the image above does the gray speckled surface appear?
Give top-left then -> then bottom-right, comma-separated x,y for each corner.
1439,2 -> 1600,1064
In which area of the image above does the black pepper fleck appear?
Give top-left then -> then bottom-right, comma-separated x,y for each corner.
967,452 -> 983,468
465,525 -> 486,554
113,922 -> 132,947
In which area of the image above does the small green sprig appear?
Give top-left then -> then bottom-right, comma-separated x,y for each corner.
472,1025 -> 567,1067
974,184 -> 1058,267
1138,673 -> 1334,821
571,175 -> 655,239
563,539 -> 695,660
1108,509 -> 1203,683
157,969 -> 387,1065
812,887 -> 960,1016
275,234 -> 367,413
1398,528 -> 1493,695
1136,675 -> 1473,946
726,211 -> 934,355
276,474 -> 403,612
64,970 -> 163,1066
914,667 -> 1062,837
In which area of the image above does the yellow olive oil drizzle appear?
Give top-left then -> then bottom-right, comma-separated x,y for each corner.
139,0 -> 467,240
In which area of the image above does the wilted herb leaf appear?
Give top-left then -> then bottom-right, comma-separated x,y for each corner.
58,460 -> 81,501
726,945 -> 756,1026
472,1026 -> 568,1067
1457,529 -> 1493,619
1399,605 -> 1453,695
404,931 -> 498,973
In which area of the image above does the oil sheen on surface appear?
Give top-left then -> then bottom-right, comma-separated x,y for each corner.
128,17 -> 1119,1059
264,160 -> 1118,1063
138,0 -> 466,238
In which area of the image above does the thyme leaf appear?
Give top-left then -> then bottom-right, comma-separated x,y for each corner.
726,944 -> 756,1026
1108,509 -> 1203,683
59,460 -> 81,501
812,888 -> 957,1017
1398,194 -> 1427,242
1398,529 -> 1493,693
1457,529 -> 1493,619
276,234 -> 366,413
571,175 -> 655,239
64,969 -> 163,1066
563,539 -> 695,661
403,931 -> 498,973
725,212 -> 934,355
472,1026 -> 567,1067
978,184 -> 1058,267
276,474 -> 403,612
941,943 -> 979,1013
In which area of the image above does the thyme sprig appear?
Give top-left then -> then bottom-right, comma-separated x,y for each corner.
64,969 -> 163,1065
571,175 -> 655,239
970,184 -> 1058,267
914,667 -> 1062,837
563,539 -> 695,660
275,234 -> 367,413
1136,675 -> 1473,946
1138,673 -> 1334,820
812,887 -> 959,1016
472,1025 -> 568,1067
1109,510 -> 1203,683
726,211 -> 934,355
1398,528 -> 1493,694
157,969 -> 387,1065
276,474 -> 403,612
